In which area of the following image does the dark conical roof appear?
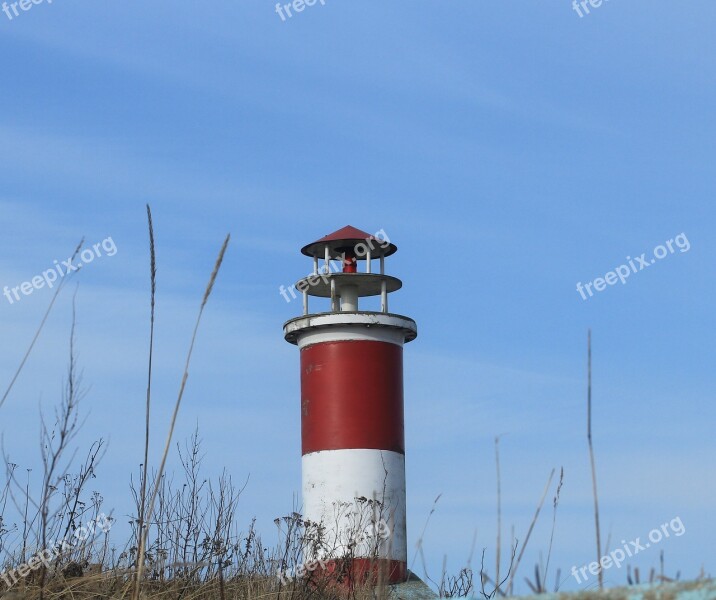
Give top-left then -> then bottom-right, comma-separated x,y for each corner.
300,225 -> 397,259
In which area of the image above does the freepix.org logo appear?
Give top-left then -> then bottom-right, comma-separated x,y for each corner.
3,237 -> 118,305
572,0 -> 610,18
279,228 -> 390,304
275,0 -> 326,22
570,516 -> 685,584
276,519 -> 391,584
2,0 -> 54,22
0,513 -> 113,588
576,233 -> 690,301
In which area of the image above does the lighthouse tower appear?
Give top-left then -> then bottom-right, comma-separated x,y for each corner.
283,226 -> 417,584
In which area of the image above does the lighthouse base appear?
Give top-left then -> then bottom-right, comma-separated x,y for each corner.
389,571 -> 438,600
309,558 -> 408,586
301,449 -> 407,584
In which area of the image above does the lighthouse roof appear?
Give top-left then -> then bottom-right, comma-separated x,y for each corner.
300,225 -> 397,259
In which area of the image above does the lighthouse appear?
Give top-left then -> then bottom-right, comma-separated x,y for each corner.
283,225 -> 417,584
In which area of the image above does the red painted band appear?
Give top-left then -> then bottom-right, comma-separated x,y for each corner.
349,558 -> 407,584
300,340 -> 404,455
306,558 -> 407,586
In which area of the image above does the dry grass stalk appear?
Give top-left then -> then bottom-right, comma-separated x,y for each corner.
0,238 -> 84,412
494,435 -> 502,591
505,468 -> 554,595
133,233 -> 230,600
587,329 -> 603,589
543,466 -> 564,590
136,204 -> 157,591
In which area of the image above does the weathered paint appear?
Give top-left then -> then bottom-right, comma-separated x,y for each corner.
302,449 -> 407,563
294,272 -> 403,299
389,571 -> 438,600
313,558 -> 408,587
301,225 -> 398,259
285,311 -> 417,346
301,340 -> 404,454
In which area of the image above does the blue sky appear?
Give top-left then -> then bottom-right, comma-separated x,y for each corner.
0,0 -> 714,594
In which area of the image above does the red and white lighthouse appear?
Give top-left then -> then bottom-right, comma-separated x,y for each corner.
283,226 -> 417,584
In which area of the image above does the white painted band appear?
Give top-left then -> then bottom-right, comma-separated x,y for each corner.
302,449 -> 407,562
284,312 -> 417,346
296,325 -> 406,349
